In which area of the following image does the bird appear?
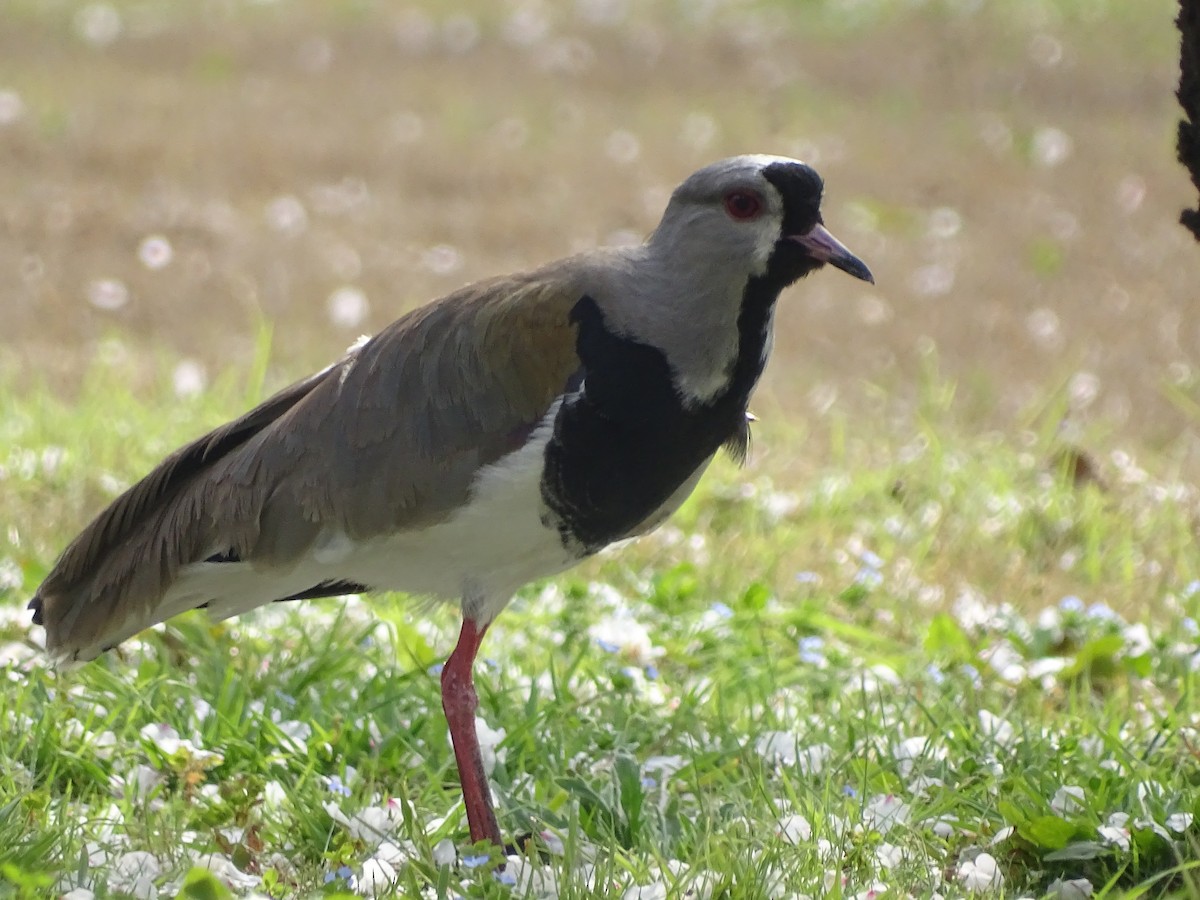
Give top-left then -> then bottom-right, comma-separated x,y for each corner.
29,154 -> 872,849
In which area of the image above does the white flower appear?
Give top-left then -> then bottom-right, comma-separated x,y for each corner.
111,765 -> 164,802
894,735 -> 944,777
755,733 -> 831,775
1048,877 -> 1093,899
1121,623 -> 1152,657
275,719 -> 312,752
957,852 -> 1003,891
776,814 -> 812,845
471,716 -> 506,776
863,795 -> 909,834
354,858 -> 397,896
324,799 -> 404,847
1051,785 -> 1086,816
1099,812 -> 1130,851
1167,812 -> 1194,833
875,842 -> 904,870
263,780 -> 288,810
139,723 -> 222,766
196,854 -> 259,891
432,838 -> 456,866
588,613 -> 663,666
977,710 -> 1016,748
107,851 -> 161,899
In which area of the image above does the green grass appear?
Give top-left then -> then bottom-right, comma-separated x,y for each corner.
2,347 -> 1200,899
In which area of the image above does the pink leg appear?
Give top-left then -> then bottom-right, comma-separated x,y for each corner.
441,617 -> 503,847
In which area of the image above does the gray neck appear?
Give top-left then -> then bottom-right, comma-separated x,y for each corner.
590,234 -> 758,407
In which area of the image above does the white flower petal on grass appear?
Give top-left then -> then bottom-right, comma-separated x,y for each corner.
374,839 -> 415,866
111,765 -> 164,802
275,719 -> 312,752
139,722 -> 222,767
61,889 -> 95,900
472,716 -> 506,776
1167,812 -> 1194,833
327,286 -> 370,329
0,89 -> 26,126
1048,877 -> 1093,899
956,851 -> 1003,891
1050,785 -> 1085,816
325,799 -> 406,847
172,360 -> 207,398
588,613 -> 664,666
1098,822 -> 1130,852
977,710 -> 1016,747
501,855 -> 561,896
1121,622 -> 1153,657
755,733 -> 831,775
137,235 -> 173,270
107,851 -> 161,899
875,842 -> 904,870
197,853 -> 260,891
776,813 -> 812,845
862,795 -> 909,834
353,858 -> 397,896
432,838 -> 456,866
263,780 -> 287,810
894,734 -> 945,777
989,825 -> 1015,846
86,277 -> 129,311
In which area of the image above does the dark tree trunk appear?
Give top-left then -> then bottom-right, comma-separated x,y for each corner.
1178,0 -> 1200,240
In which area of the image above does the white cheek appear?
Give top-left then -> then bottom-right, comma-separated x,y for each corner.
750,217 -> 779,275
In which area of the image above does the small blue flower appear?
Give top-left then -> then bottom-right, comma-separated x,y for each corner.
859,549 -> 884,569
796,571 -> 821,584
798,636 -> 826,665
1183,617 -> 1199,637
854,567 -> 883,588
495,870 -> 517,886
429,662 -> 445,676
596,639 -> 620,654
1059,595 -> 1085,613
1086,602 -> 1120,622
645,664 -> 659,680
275,690 -> 296,707
843,785 -> 858,797
324,865 -> 354,883
326,774 -> 352,797
925,664 -> 945,685
462,854 -> 491,869
1185,580 -> 1200,598
641,776 -> 658,789
710,601 -> 734,619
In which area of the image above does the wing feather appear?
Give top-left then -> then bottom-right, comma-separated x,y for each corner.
31,266 -> 584,661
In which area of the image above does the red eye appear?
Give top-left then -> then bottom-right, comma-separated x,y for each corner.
723,190 -> 764,221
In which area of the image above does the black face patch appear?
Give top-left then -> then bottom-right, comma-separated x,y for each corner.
761,161 -> 830,286
762,161 -> 825,236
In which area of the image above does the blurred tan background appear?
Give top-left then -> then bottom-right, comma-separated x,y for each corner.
0,1 -> 1195,465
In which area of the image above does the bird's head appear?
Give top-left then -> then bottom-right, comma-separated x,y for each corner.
650,154 -> 873,290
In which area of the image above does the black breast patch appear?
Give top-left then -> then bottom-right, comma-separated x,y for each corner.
540,294 -> 767,552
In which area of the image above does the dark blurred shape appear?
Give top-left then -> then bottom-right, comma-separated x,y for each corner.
1178,0 -> 1200,240
1051,444 -> 1108,492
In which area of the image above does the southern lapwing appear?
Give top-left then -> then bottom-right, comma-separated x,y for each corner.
29,155 -> 872,848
